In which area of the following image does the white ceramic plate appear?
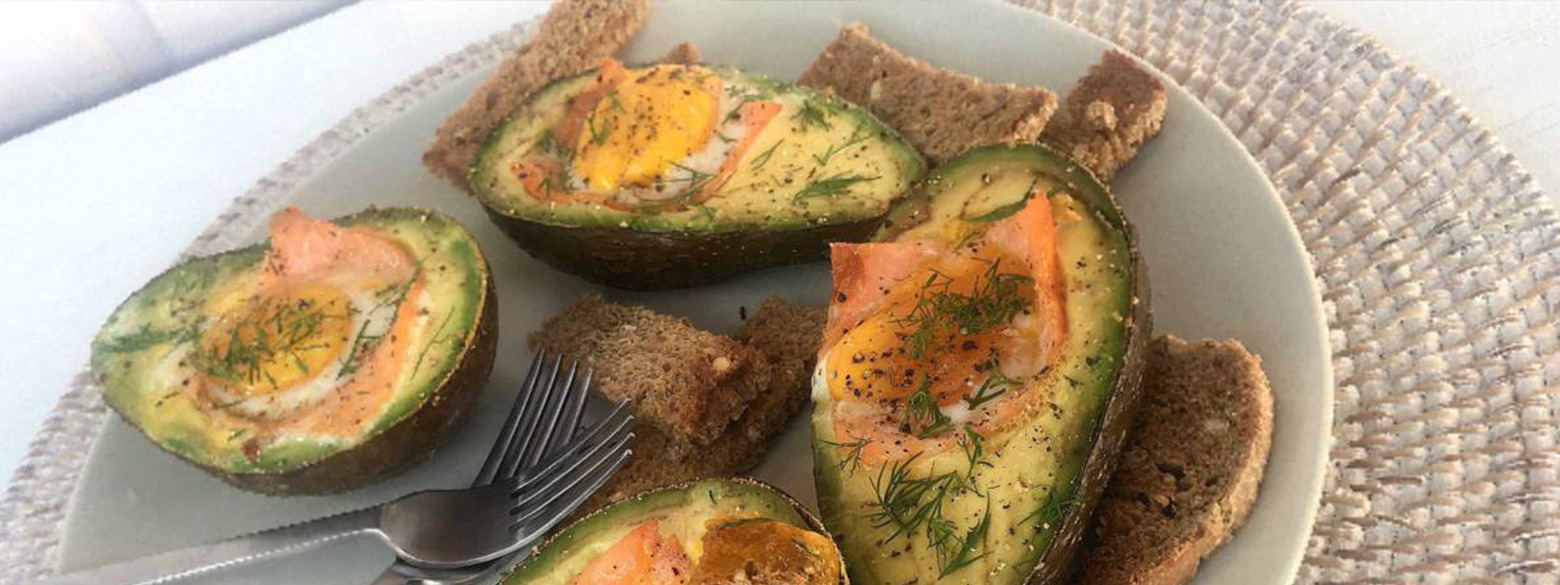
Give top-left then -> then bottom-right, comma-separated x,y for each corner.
56,2 -> 1333,584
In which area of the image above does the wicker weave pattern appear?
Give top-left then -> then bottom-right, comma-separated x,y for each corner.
4,2 -> 1556,583
1011,1 -> 1560,583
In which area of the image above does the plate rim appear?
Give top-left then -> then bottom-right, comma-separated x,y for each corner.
48,2 -> 1335,583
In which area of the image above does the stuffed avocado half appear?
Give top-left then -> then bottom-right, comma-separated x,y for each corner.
471,59 -> 926,290
500,479 -> 845,585
90,207 -> 496,495
811,144 -> 1150,584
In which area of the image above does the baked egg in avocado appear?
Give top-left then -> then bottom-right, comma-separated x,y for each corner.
90,207 -> 496,495
499,479 -> 845,585
471,58 -> 926,290
812,144 -> 1150,584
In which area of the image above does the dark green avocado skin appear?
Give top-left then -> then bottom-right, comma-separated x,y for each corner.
485,207 -> 883,290
1031,258 -> 1149,585
215,275 -> 498,495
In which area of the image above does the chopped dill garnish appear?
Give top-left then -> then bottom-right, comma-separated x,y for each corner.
668,162 -> 716,196
97,323 -> 182,354
749,139 -> 784,170
585,109 -> 612,145
907,375 -> 953,438
822,436 -> 870,475
891,258 -> 1033,359
866,452 -> 990,576
966,365 -> 1019,410
792,98 -> 831,131
938,504 -> 993,577
191,295 -> 338,389
793,172 -> 878,202
813,124 -> 871,166
714,131 -> 736,144
337,273 -> 418,380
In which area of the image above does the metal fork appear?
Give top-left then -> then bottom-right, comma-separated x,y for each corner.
369,351 -> 609,585
32,350 -> 633,585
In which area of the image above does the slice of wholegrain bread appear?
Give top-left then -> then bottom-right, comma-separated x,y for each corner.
562,297 -> 827,516
1040,50 -> 1168,182
796,24 -> 1058,164
423,0 -> 650,190
1078,336 -> 1274,585
529,293 -> 767,446
733,297 -> 827,444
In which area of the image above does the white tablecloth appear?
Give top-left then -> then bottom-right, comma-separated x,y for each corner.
0,0 -> 1555,478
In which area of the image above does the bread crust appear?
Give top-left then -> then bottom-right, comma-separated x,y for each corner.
423,0 -> 651,191
1078,335 -> 1274,585
1040,51 -> 1168,181
797,24 -> 1058,164
533,295 -> 827,517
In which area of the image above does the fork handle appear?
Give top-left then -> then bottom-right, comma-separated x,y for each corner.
30,506 -> 383,585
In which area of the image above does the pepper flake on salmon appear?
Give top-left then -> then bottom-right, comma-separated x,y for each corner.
818,190 -> 1067,466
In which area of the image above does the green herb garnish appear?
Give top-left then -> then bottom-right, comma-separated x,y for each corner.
891,258 -> 1034,359
907,375 -> 953,438
813,124 -> 871,166
793,172 -> 878,202
749,139 -> 784,170
792,98 -> 831,131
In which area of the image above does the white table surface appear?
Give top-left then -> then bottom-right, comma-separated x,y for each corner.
1,0 -> 1556,479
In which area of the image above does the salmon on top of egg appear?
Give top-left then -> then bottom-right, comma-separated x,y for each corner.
477,57 -> 922,227
90,205 -> 494,494
191,207 -> 423,436
816,190 -> 1068,464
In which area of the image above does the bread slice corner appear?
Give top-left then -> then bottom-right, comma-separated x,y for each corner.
1077,335 -> 1274,585
528,292 -> 766,446
1040,50 -> 1168,182
797,23 -> 1059,163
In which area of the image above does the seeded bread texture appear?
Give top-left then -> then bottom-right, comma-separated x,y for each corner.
1040,50 -> 1168,181
734,297 -> 828,443
797,23 -> 1058,164
1078,336 -> 1274,585
558,296 -> 827,516
423,0 -> 650,191
528,293 -> 766,446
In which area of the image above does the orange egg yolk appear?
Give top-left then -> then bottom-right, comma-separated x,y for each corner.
572,65 -> 720,192
827,252 -> 1035,406
196,284 -> 352,396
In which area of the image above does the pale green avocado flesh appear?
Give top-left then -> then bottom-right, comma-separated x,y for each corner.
90,208 -> 490,483
813,145 -> 1147,585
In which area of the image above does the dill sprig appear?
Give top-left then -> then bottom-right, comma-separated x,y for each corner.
792,98 -> 831,131
793,172 -> 878,202
97,323 -> 183,354
192,295 -> 338,389
907,375 -> 953,438
585,109 -> 612,145
667,162 -> 717,197
337,275 -> 417,380
749,139 -> 784,170
891,258 -> 1034,359
813,124 -> 871,166
822,437 -> 870,474
866,452 -> 990,577
966,364 -> 1019,410
938,504 -> 993,577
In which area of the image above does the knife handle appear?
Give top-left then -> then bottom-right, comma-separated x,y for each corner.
31,505 -> 383,585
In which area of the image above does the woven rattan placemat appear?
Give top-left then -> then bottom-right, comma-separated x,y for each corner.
4,1 -> 1555,583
